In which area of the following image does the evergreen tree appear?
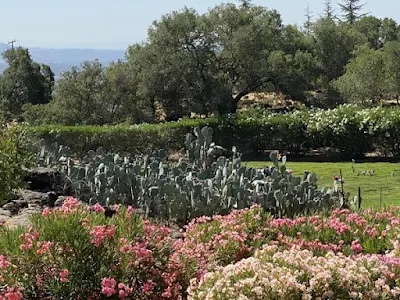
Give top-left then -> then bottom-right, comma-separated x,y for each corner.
237,0 -> 252,9
339,0 -> 367,24
304,2 -> 314,34
323,0 -> 335,20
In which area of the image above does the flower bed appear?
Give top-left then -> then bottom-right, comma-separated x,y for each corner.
0,198 -> 399,299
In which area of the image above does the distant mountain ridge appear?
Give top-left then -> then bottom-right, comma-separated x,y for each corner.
0,43 -> 126,76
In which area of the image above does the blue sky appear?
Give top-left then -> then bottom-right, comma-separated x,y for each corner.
1,0 -> 399,49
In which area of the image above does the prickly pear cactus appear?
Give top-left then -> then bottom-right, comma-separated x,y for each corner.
36,126 -> 345,224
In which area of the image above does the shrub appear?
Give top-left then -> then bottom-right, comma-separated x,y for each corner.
0,124 -> 35,205
0,201 -> 399,299
0,198 -> 181,299
25,105 -> 400,159
171,206 -> 400,296
188,245 -> 400,299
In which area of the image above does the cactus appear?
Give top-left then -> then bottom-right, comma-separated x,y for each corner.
36,127 -> 345,224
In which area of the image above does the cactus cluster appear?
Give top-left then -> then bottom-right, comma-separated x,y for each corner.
37,126 -> 345,223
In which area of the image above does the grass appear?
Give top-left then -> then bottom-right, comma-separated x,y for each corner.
244,161 -> 400,208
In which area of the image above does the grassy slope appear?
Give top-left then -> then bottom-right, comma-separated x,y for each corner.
244,161 -> 400,208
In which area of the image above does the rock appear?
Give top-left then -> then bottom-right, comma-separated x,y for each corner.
2,202 -> 19,215
43,192 -> 58,207
11,199 -> 29,210
18,190 -> 47,205
6,206 -> 42,228
54,196 -> 66,207
0,209 -> 12,218
23,167 -> 67,193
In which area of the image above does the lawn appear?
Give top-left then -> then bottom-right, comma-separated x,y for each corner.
244,161 -> 400,208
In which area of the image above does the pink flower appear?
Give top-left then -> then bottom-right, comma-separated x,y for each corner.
101,277 -> 117,297
42,207 -> 51,216
4,287 -> 23,300
113,204 -> 120,213
91,203 -> 105,213
0,256 -> 9,269
126,206 -> 134,217
351,240 -> 363,253
61,197 -> 80,214
89,225 -> 116,247
60,269 -> 69,283
141,280 -> 154,294
36,275 -> 42,287
161,286 -> 172,298
36,241 -> 53,255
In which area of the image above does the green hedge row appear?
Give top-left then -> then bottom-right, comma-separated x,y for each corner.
26,105 -> 400,158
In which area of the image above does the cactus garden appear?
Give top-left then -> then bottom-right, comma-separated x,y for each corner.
0,125 -> 399,299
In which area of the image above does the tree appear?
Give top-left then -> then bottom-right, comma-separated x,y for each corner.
0,47 -> 54,120
323,0 -> 335,20
127,4 -> 287,119
304,2 -> 314,34
339,0 -> 367,24
237,0 -> 252,8
103,60 -> 152,124
334,46 -> 389,104
380,18 -> 399,45
383,41 -> 400,103
24,60 -> 149,125
313,18 -> 367,84
355,16 -> 382,49
50,60 -> 107,125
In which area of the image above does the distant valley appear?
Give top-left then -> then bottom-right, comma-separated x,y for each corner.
0,43 -> 126,76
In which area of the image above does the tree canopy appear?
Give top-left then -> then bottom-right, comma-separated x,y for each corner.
2,1 -> 400,125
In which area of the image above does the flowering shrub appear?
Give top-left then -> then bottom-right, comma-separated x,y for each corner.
188,245 -> 400,299
28,104 -> 400,159
0,197 -> 180,299
172,206 -> 400,294
0,199 -> 399,299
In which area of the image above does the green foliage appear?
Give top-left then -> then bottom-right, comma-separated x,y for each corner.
0,200 -> 177,299
22,60 -> 152,125
36,126 -> 343,223
339,0 -> 367,24
313,18 -> 367,84
25,105 -> 400,159
335,41 -> 400,105
0,124 -> 35,205
0,47 -> 54,120
334,46 -> 389,104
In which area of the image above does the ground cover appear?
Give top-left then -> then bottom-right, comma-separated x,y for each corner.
245,161 -> 400,208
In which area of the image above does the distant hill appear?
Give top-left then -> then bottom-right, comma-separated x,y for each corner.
0,43 -> 126,76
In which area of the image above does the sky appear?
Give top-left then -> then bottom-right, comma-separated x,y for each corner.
1,0 -> 400,50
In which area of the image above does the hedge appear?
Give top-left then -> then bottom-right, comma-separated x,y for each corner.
25,105 -> 400,159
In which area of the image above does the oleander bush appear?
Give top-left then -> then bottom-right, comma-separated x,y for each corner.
0,200 -> 399,299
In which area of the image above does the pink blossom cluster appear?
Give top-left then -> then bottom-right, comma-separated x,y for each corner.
101,277 -> 132,298
19,226 -> 40,251
36,241 -> 53,255
89,225 -> 116,247
59,269 -> 69,283
0,287 -> 23,300
0,256 -> 9,269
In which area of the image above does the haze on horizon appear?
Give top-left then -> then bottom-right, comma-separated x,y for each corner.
1,0 -> 400,50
